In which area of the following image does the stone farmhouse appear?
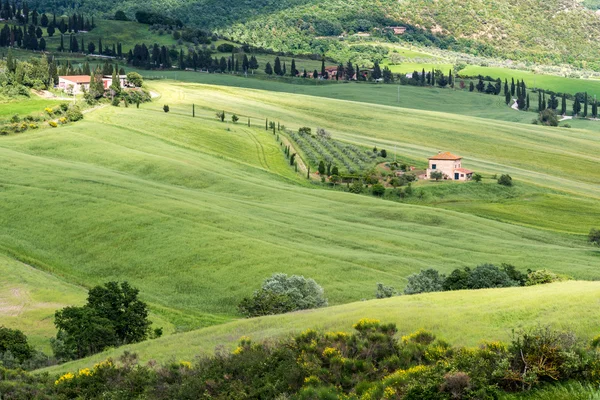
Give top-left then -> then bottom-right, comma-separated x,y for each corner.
426,152 -> 473,181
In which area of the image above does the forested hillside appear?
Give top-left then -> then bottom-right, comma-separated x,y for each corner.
27,0 -> 600,68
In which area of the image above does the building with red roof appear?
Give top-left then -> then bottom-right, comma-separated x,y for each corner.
426,152 -> 473,181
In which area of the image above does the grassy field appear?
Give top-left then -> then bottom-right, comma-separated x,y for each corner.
40,280 -> 600,374
0,97 -> 62,123
1,74 -> 599,367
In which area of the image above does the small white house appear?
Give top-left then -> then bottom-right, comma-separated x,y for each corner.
426,152 -> 473,181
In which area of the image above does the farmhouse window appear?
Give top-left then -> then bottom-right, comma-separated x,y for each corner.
432,164 -> 436,169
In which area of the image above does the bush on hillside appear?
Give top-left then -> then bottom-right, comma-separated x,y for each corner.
163,105 -> 170,113
3,321 -> 598,399
371,183 -> 385,196
0,327 -> 32,363
375,283 -> 396,298
114,10 -> 128,21
526,269 -> 568,286
403,269 -> 445,295
498,174 -> 513,186
468,263 -> 520,289
66,108 -> 83,122
52,282 -> 156,361
589,228 -> 600,245
126,72 -> 144,88
239,273 -> 327,317
539,109 -> 559,126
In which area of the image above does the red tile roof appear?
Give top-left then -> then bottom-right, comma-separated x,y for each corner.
59,75 -> 91,84
454,168 -> 473,174
428,152 -> 462,161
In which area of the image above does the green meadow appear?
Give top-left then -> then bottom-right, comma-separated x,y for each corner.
42,280 -> 600,374
1,74 -> 599,369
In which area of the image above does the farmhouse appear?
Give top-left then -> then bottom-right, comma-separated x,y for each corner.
426,152 -> 473,181
58,75 -> 127,94
58,75 -> 91,94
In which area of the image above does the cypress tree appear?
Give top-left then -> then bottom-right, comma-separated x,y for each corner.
321,58 -> 325,78
526,94 -> 530,111
505,89 -> 511,105
584,92 -> 588,117
504,79 -> 508,96
510,78 -> 515,96
265,119 -> 268,130
448,69 -> 453,88
561,94 -> 567,115
538,91 -> 543,112
573,98 -> 581,116
290,59 -> 296,77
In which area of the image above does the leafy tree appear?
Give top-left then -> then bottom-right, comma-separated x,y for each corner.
538,109 -> 558,126
497,174 -> 513,186
501,264 -> 527,286
86,282 -> 151,345
372,61 -> 381,80
331,165 -> 339,176
430,171 -> 443,181
345,61 -> 354,80
443,267 -> 471,291
472,173 -> 482,182
375,283 -> 396,298
372,183 -> 385,196
404,269 -> 445,295
126,72 -> 143,87
239,273 -> 327,317
318,160 -> 325,175
0,327 -> 33,363
114,10 -> 128,21
163,104 -> 170,113
53,306 -> 117,360
437,73 -> 448,88
467,264 -> 519,289
274,57 -> 282,76
232,114 -> 239,123
475,78 -> 485,92
382,66 -> 393,83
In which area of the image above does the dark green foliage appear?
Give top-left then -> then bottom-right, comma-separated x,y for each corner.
498,174 -> 513,186
467,263 -> 520,289
0,327 -> 32,363
238,273 -> 327,317
404,269 -> 445,295
163,104 -> 169,113
318,160 -> 326,175
473,173 -> 482,182
539,109 -> 558,126
114,10 -> 128,21
589,228 -> 600,245
375,283 -> 396,298
371,183 -> 385,196
52,282 -> 152,361
331,165 -> 339,176
430,171 -> 443,181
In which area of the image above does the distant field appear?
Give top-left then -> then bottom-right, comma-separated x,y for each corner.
41,281 -> 600,374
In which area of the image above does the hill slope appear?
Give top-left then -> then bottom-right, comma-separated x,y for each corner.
31,0 -> 600,67
1,80 -> 599,338
41,281 -> 600,374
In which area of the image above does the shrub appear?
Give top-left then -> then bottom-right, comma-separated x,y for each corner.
28,123 -> 38,129
114,10 -> 128,21
239,273 -> 327,317
371,183 -> 385,196
10,114 -> 20,123
48,121 -> 58,127
126,72 -> 144,87
53,282 -> 154,361
468,263 -> 519,289
66,108 -> 83,122
0,327 -> 33,363
375,283 -> 396,298
498,174 -> 513,186
526,269 -> 567,286
349,180 -> 363,194
589,228 -> 600,245
112,97 -> 120,107
404,269 -> 445,295
231,114 -> 239,123
430,171 -> 444,181
59,117 -> 68,124
473,173 -> 482,182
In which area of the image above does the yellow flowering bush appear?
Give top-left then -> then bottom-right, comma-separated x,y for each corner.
59,117 -> 68,124
48,121 -> 58,127
353,318 -> 381,332
401,328 -> 435,345
325,331 -> 349,341
77,368 -> 92,377
54,372 -> 75,385
179,361 -> 192,369
322,347 -> 341,358
93,359 -> 114,371
29,123 -> 38,129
